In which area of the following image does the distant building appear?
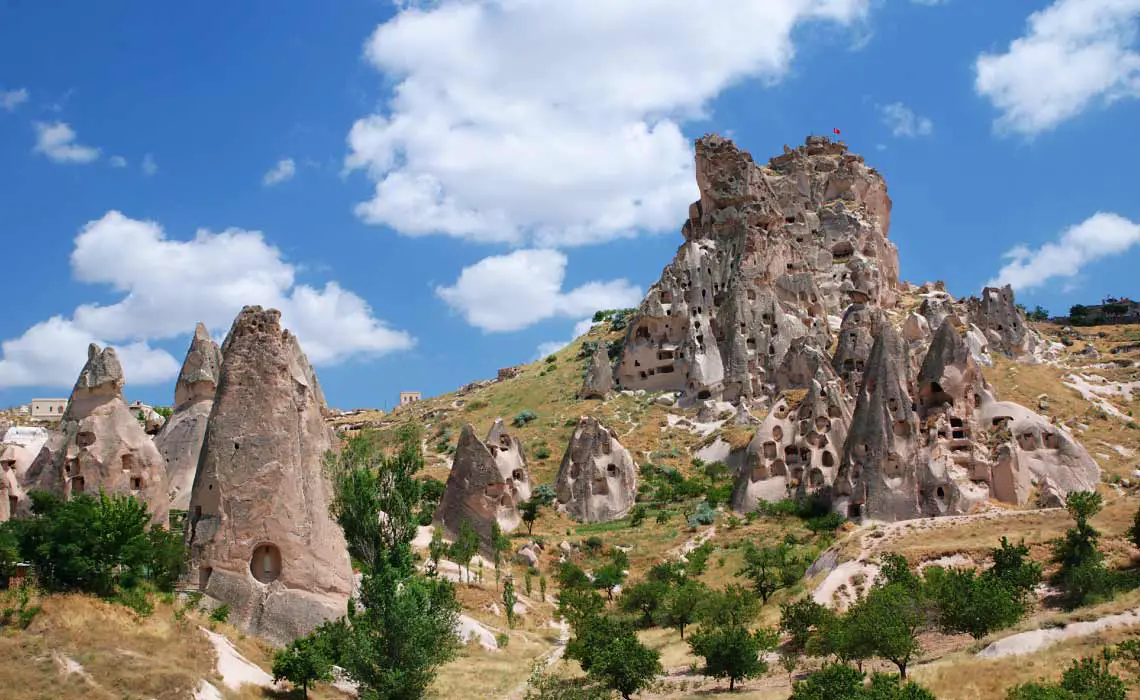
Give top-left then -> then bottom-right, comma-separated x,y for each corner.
30,398 -> 67,421
399,391 -> 422,407
15,405 -> 29,416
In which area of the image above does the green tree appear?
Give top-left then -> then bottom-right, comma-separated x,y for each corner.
780,597 -> 832,652
593,563 -> 625,601
655,579 -> 705,639
689,624 -> 777,691
619,579 -> 669,627
272,634 -> 333,700
503,576 -> 518,629
698,585 -> 761,628
428,527 -> 447,575
520,498 -> 542,535
449,521 -> 480,584
1007,650 -> 1126,700
925,566 -> 1025,639
490,521 -> 510,588
315,427 -> 462,700
1129,505 -> 1140,552
989,537 -> 1043,596
739,542 -> 808,603
790,665 -> 937,700
1051,491 -> 1111,606
539,575 -> 547,603
568,616 -> 660,700
846,583 -> 924,678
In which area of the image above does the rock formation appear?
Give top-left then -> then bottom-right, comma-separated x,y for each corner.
0,426 -> 50,521
555,417 -> 638,522
23,344 -> 171,525
579,344 -> 614,400
617,134 -> 897,404
185,306 -> 352,644
623,134 -> 1097,522
435,419 -> 532,548
155,323 -> 223,511
968,285 -> 1034,357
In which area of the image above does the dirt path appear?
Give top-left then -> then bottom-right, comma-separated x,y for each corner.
978,607 -> 1140,659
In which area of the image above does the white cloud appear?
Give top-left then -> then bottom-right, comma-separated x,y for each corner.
345,0 -> 872,247
878,102 -> 933,137
535,318 -> 598,359
33,121 -> 100,164
263,158 -> 296,186
911,0 -> 947,5
975,0 -> 1140,136
109,155 -> 128,168
0,211 -> 414,389
988,212 -> 1140,291
436,249 -> 641,332
141,153 -> 158,176
1,88 -> 29,112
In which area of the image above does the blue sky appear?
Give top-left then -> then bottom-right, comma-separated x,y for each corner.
1,0 -> 1139,410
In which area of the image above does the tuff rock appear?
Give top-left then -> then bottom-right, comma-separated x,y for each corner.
555,417 -> 638,523
155,323 -> 223,511
579,343 -> 614,400
435,419 -> 532,548
24,344 -> 170,525
0,427 -> 50,521
968,285 -> 1035,357
185,306 -> 352,645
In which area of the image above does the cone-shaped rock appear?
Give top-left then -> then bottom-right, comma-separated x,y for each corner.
155,323 -> 222,511
435,420 -> 532,547
1,426 -> 50,521
24,344 -> 170,525
555,417 -> 637,522
967,285 -> 1034,357
185,306 -> 352,644
579,344 -> 614,400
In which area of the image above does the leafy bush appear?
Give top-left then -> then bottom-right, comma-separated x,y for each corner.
545,355 -> 558,364
210,603 -> 231,623
687,502 -> 717,527
512,410 -> 538,427
533,444 -> 552,460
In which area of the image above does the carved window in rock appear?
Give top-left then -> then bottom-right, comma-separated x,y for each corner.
8,495 -> 17,516
809,468 -> 826,488
70,476 -> 85,495
770,459 -> 787,477
657,349 -> 675,361
949,417 -> 967,440
799,420 -> 812,435
772,425 -> 784,441
1043,432 -> 1061,450
785,445 -> 800,465
76,431 -> 96,448
121,453 -> 136,473
763,441 -> 778,460
199,566 -> 213,590
696,390 -> 712,400
992,416 -> 1013,428
65,457 -> 80,477
822,451 -> 836,468
512,470 -> 526,483
606,464 -> 618,478
828,404 -> 841,419
894,420 -> 911,437
485,482 -> 507,499
935,486 -> 947,501
130,476 -> 143,492
660,290 -> 673,304
883,454 -> 904,478
250,543 -> 282,584
1017,432 -> 1039,451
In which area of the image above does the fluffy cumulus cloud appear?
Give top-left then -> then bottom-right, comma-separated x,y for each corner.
345,0 -> 872,247
263,158 -> 296,186
535,318 -> 598,360
0,212 -> 414,389
33,121 -> 100,164
975,0 -> 1140,136
436,249 -> 641,332
1,87 -> 29,112
988,212 -> 1140,291
878,102 -> 933,137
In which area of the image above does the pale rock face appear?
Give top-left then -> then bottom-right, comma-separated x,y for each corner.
919,291 -> 960,332
735,338 -> 853,512
968,285 -> 1034,357
24,344 -> 170,525
617,134 -> 897,404
155,324 -> 222,511
0,427 -> 49,521
580,344 -> 614,400
185,306 -> 352,645
555,417 -> 638,523
435,420 -> 531,547
979,400 -> 1099,497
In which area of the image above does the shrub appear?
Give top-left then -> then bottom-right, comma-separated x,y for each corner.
513,410 -> 539,427
534,444 -> 552,460
687,502 -> 717,528
210,603 -> 231,623
545,355 -> 558,364
629,505 -> 647,527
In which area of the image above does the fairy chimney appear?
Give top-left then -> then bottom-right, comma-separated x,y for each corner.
555,417 -> 637,523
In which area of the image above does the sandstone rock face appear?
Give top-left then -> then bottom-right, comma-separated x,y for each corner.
155,323 -> 222,511
24,345 -> 170,525
555,417 -> 638,523
617,134 -> 897,404
185,306 -> 352,645
0,427 -> 49,521
968,285 -> 1034,357
580,344 -> 614,400
435,420 -> 532,547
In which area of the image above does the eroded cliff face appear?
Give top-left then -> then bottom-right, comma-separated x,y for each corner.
155,323 -> 222,511
23,344 -> 170,525
616,134 -> 1097,522
617,135 -> 897,404
555,417 -> 637,523
185,306 -> 352,645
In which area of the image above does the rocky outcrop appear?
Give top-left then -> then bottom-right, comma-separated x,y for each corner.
185,306 -> 352,645
968,285 -> 1034,357
435,419 -> 532,548
579,344 -> 614,400
155,323 -> 222,511
617,134 -> 897,404
555,417 -> 637,522
0,427 -> 50,521
23,344 -> 170,525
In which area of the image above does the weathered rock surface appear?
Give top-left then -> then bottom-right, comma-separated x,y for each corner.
185,306 -> 352,645
555,417 -> 638,522
155,323 -> 222,511
435,419 -> 532,547
24,344 -> 170,525
579,343 -> 614,400
0,427 -> 49,521
617,134 -> 897,404
968,285 -> 1035,357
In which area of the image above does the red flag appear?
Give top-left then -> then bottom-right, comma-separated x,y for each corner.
833,127 -> 841,135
